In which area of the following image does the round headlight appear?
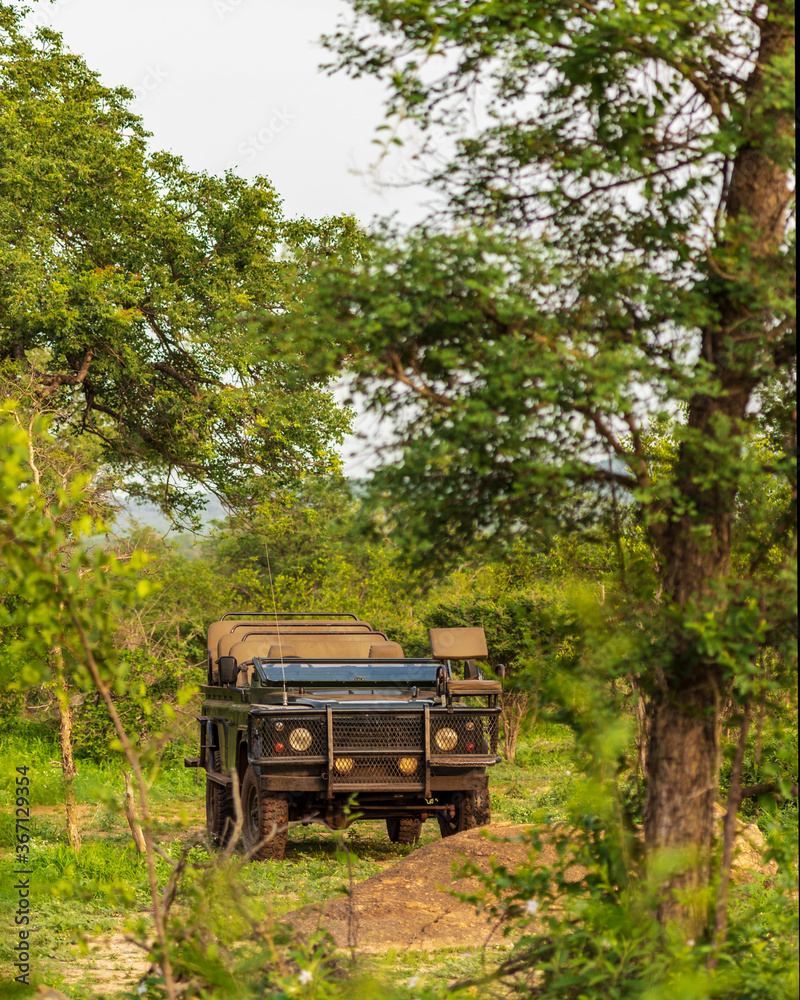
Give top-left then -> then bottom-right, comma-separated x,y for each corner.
398,757 -> 418,775
434,727 -> 458,752
289,727 -> 313,752
334,757 -> 355,774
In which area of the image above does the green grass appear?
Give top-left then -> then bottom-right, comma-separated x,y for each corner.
490,720 -> 576,824
1,727 -> 559,997
1,723 -> 794,1000
354,948 -> 513,996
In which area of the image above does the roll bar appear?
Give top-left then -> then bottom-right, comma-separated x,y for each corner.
220,611 -> 359,620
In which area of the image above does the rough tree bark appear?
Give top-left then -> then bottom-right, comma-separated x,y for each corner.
643,3 -> 793,933
124,772 -> 147,854
51,647 -> 81,853
630,676 -> 649,779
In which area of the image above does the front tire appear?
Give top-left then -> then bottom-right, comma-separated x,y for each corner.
438,789 -> 490,838
241,767 -> 288,861
386,816 -> 422,845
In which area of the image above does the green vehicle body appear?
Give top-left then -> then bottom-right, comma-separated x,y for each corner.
187,613 -> 502,859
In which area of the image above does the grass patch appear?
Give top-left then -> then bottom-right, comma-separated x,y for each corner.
0,723 -> 794,999
491,723 -> 576,824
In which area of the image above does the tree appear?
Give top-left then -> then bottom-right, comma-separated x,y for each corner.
0,4 -> 358,855
0,6 -> 361,524
0,385 -> 121,850
269,0 -> 795,934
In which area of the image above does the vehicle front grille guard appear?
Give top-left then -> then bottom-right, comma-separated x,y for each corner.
247,707 -> 500,795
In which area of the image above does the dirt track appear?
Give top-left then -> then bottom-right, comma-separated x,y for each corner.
51,813 -> 777,994
285,823 -> 584,951
285,811 -> 778,953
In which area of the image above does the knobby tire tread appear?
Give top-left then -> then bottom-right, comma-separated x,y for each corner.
241,766 -> 288,861
438,789 -> 491,838
206,750 -> 235,848
386,816 -> 422,844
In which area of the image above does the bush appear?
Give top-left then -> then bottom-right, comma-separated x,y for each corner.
68,651 -> 203,764
719,723 -> 798,832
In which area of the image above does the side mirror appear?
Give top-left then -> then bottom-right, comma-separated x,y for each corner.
218,656 -> 237,686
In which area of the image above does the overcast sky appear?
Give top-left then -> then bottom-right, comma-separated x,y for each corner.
27,0 -> 425,476
28,0 -> 428,225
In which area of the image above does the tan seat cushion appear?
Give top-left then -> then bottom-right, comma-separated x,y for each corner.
447,679 -> 502,695
368,642 -> 404,658
266,644 -> 298,658
429,627 -> 488,659
208,619 -> 375,660
229,637 -> 378,664
208,620 -> 298,663
216,624 -> 385,661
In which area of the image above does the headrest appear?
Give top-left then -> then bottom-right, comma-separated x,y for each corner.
228,637 -> 377,664
369,642 -> 404,658
429,627 -> 488,659
267,644 -> 298,658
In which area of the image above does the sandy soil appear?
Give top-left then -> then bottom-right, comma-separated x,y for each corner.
55,931 -> 151,997
285,823 -> 584,952
45,811 -> 778,995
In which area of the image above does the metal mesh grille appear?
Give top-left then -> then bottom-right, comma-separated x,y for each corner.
430,713 -> 499,755
332,713 -> 423,751
250,715 -> 326,759
331,755 -> 424,785
249,709 -> 500,764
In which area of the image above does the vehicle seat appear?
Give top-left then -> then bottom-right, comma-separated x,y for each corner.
368,642 -> 404,658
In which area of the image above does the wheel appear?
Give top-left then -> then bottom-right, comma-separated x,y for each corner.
472,786 -> 492,826
386,816 -> 422,845
206,751 -> 235,848
437,789 -> 491,838
241,766 -> 288,861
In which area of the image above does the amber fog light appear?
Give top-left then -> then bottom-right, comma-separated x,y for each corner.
289,727 -> 313,752
274,742 -> 284,754
435,727 -> 458,752
398,757 -> 418,776
334,757 -> 355,774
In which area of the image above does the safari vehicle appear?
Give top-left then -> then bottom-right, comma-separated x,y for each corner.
185,613 -> 502,860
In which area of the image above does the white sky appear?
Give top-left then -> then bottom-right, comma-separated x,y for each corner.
28,0 -> 429,225
28,0 -> 421,475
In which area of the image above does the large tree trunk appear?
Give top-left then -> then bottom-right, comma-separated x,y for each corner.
645,679 -> 719,932
644,3 -> 793,935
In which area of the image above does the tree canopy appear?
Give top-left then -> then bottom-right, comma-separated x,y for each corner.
309,0 -> 795,554
0,5 -> 362,522
264,0 -> 796,933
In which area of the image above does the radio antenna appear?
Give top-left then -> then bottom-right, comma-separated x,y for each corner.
264,538 -> 287,706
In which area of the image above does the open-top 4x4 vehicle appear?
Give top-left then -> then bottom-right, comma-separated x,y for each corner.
186,613 -> 502,860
